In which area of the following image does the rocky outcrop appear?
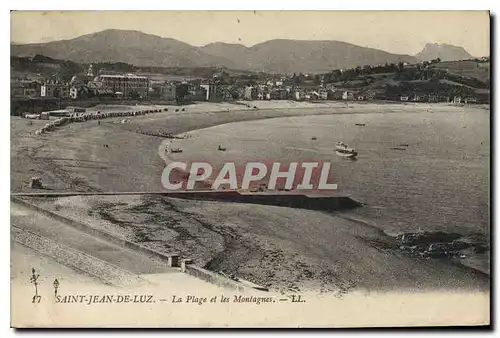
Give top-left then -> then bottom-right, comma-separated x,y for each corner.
395,231 -> 488,259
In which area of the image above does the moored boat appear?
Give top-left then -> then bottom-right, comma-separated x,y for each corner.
335,142 -> 358,159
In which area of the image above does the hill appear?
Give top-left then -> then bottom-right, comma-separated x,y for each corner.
11,29 -> 236,69
320,60 -> 490,103
11,55 -> 85,81
10,54 -> 262,82
199,39 -> 419,73
415,43 -> 474,62
319,59 -> 489,102
430,59 -> 490,84
12,29 -> 418,74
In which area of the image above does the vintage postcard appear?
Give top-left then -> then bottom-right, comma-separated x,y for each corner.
10,10 -> 490,328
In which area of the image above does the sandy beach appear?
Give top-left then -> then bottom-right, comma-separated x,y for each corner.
11,100 -> 490,293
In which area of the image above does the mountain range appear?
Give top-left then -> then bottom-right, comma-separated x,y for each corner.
11,29 -> 476,74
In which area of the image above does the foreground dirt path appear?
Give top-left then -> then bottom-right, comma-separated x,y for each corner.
11,202 -> 173,276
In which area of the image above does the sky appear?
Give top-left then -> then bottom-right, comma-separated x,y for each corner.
10,11 -> 490,56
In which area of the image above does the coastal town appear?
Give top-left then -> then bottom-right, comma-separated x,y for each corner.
10,10 -> 491,329
11,55 -> 490,116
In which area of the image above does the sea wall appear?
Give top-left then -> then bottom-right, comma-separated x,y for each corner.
165,191 -> 363,212
182,263 -> 246,292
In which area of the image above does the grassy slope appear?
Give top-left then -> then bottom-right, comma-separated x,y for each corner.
325,60 -> 490,98
431,60 -> 490,84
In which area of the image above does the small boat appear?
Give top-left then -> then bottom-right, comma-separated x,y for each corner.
335,142 -> 358,159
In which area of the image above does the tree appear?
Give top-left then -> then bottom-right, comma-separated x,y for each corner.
175,83 -> 189,104
313,74 -> 321,85
230,89 -> 240,100
129,91 -> 141,100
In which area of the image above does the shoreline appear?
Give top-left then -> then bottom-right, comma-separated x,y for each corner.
19,193 -> 489,293
65,99 -> 490,112
10,102 -> 490,292
14,99 -> 478,194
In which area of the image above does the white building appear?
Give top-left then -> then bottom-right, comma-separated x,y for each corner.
244,86 -> 254,100
342,91 -> 354,100
200,84 -> 215,101
70,86 -> 78,99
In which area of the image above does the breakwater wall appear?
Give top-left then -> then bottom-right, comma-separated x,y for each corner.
164,191 -> 363,212
12,191 -> 362,212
